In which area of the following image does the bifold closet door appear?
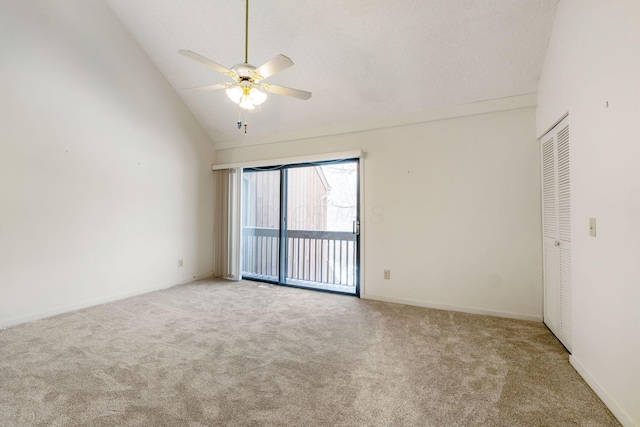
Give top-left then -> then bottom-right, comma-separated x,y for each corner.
541,117 -> 572,352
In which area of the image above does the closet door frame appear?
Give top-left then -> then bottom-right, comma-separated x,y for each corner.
540,114 -> 572,352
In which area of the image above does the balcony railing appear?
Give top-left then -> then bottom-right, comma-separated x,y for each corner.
242,227 -> 357,291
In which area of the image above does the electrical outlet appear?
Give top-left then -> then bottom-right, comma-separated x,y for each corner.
589,218 -> 597,237
384,270 -> 390,280
178,259 -> 184,268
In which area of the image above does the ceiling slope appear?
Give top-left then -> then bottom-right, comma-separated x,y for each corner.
106,0 -> 558,143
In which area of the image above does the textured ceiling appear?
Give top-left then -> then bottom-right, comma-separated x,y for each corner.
105,0 -> 558,143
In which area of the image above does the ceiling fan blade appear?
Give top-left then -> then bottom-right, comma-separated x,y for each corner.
183,83 -> 231,92
252,54 -> 294,81
178,50 -> 237,78
263,84 -> 312,100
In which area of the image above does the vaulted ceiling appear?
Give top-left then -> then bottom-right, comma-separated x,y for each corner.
105,0 -> 558,143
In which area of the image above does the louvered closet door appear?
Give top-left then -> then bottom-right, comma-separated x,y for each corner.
542,135 -> 560,334
541,116 -> 572,352
556,125 -> 572,349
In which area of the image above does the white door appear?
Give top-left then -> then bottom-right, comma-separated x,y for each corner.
541,117 -> 572,352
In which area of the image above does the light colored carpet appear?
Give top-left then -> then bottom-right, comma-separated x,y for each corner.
0,279 -> 619,426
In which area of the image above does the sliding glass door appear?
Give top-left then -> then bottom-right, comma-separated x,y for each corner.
241,159 -> 359,295
241,170 -> 280,282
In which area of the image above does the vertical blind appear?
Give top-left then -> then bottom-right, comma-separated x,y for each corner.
213,168 -> 242,280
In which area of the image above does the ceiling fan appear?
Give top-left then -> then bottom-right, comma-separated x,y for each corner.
178,0 -> 311,132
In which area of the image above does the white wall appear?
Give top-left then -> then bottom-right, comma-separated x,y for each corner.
215,97 -> 543,321
0,0 -> 215,327
537,1 -> 640,426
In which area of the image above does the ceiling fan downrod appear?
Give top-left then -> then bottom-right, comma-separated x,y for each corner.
244,0 -> 249,64
239,0 -> 249,134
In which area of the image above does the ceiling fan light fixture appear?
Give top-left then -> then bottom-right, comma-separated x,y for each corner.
239,94 -> 256,110
226,85 -> 243,104
250,87 -> 267,105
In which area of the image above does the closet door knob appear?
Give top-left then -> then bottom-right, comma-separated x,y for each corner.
555,241 -> 560,247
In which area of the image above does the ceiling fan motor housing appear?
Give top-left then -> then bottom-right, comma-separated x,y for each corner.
231,63 -> 257,81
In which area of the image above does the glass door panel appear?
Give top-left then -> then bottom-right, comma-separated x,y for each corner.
285,161 -> 359,294
241,170 -> 280,281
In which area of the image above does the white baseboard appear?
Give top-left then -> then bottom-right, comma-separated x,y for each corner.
570,355 -> 636,427
361,293 -> 543,322
179,270 -> 215,284
0,270 -> 215,330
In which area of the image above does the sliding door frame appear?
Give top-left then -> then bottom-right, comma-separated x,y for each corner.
278,169 -> 288,286
243,158 -> 361,296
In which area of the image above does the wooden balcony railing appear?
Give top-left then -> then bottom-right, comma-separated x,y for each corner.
242,227 -> 357,289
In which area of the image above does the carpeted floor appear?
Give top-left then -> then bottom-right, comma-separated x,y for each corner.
0,279 -> 619,426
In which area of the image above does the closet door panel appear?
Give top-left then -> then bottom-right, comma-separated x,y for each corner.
541,134 -> 560,334
544,241 -> 560,334
560,243 -> 572,351
557,123 -> 572,351
541,136 -> 558,240
557,125 -> 571,243
540,116 -> 571,351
